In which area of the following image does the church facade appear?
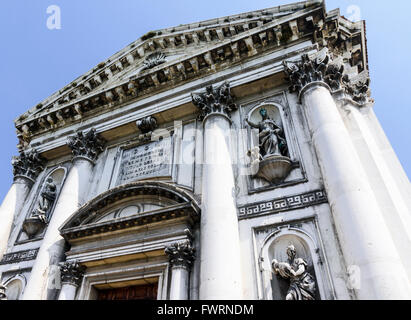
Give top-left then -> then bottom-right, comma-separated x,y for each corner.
1,0 -> 411,300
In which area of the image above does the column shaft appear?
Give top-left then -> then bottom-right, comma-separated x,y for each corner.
0,178 -> 32,260
169,266 -> 190,300
200,114 -> 243,300
22,159 -> 93,300
58,283 -> 77,300
302,84 -> 411,299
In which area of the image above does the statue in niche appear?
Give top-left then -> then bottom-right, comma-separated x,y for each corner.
246,108 -> 288,158
246,108 -> 292,184
32,177 -> 57,223
271,244 -> 317,300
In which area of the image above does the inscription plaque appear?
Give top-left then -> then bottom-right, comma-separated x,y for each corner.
116,137 -> 173,185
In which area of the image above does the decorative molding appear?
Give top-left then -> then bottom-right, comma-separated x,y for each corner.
142,52 -> 166,71
191,81 -> 237,121
136,115 -> 158,134
238,190 -> 327,219
0,248 -> 39,265
59,260 -> 86,287
67,128 -> 106,162
165,240 -> 196,269
12,149 -> 45,183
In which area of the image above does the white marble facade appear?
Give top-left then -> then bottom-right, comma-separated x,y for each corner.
1,0 -> 411,300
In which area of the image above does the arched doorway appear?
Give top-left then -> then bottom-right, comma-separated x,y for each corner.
59,181 -> 200,300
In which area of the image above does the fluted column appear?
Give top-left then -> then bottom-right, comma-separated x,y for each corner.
58,261 -> 85,300
22,129 -> 105,300
284,48 -> 411,299
0,150 -> 44,260
192,82 -> 243,300
165,241 -> 195,300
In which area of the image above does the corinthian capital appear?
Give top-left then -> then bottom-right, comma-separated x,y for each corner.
165,240 -> 196,269
342,71 -> 371,104
191,81 -> 237,121
283,48 -> 344,99
11,149 -> 45,183
67,128 -> 106,163
59,260 -> 86,287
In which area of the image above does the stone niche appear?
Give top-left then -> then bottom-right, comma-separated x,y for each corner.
18,166 -> 67,243
241,94 -> 306,193
2,274 -> 26,300
254,219 -> 335,300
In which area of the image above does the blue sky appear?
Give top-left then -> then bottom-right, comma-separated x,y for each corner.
0,0 -> 410,201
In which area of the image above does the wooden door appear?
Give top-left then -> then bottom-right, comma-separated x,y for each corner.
97,283 -> 158,300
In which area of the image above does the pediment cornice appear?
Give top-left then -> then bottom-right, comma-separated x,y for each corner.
15,1 -> 368,151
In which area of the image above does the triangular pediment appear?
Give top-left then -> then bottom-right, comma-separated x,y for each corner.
16,1 -> 323,122
15,1 -> 368,150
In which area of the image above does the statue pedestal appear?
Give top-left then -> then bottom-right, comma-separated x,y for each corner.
255,155 -> 292,184
22,216 -> 46,238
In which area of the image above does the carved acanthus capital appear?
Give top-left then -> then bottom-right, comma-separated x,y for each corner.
59,260 -> 86,287
191,81 -> 237,121
12,149 -> 45,183
165,240 -> 196,269
283,48 -> 344,100
67,128 -> 106,162
284,48 -> 372,105
342,71 -> 371,104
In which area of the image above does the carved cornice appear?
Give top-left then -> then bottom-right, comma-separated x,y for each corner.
12,149 -> 45,183
67,128 -> 106,163
15,4 -> 327,145
165,240 -> 196,269
59,260 -> 86,287
283,48 -> 371,104
191,82 -> 237,121
14,3 -> 369,146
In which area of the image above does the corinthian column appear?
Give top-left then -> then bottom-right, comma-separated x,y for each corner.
23,128 -> 105,300
58,260 -> 85,300
192,82 -> 243,300
284,49 -> 411,300
165,241 -> 195,300
0,150 -> 44,260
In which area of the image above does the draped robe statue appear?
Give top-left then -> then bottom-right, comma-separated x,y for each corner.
271,245 -> 317,300
246,108 -> 288,158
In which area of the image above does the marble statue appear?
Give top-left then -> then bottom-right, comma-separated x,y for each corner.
246,108 -> 288,158
271,244 -> 316,300
33,177 -> 57,223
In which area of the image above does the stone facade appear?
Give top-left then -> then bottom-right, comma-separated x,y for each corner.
1,0 -> 411,300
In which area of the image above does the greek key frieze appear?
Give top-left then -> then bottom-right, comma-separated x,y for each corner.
0,248 -> 39,265
238,190 -> 327,219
